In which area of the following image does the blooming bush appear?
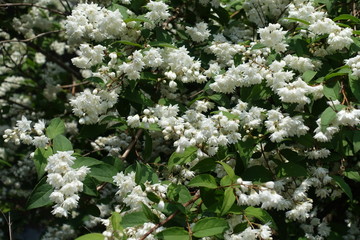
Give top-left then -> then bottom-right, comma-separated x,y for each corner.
1,0 -> 360,239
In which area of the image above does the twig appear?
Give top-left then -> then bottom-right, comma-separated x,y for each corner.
1,211 -> 12,240
0,3 -> 66,15
96,129 -> 144,191
60,81 -> 89,88
139,190 -> 201,240
6,99 -> 33,111
0,30 -> 63,44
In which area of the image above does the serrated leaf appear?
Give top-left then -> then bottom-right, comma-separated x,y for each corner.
168,146 -> 197,169
46,118 -> 65,139
244,206 -> 277,230
332,175 -> 353,200
53,135 -> 73,152
89,164 -> 118,183
75,233 -> 104,240
220,188 -> 236,216
33,147 -> 53,180
192,217 -> 229,238
156,227 -> 190,240
188,174 -> 217,189
135,162 -> 159,184
27,177 -> 53,210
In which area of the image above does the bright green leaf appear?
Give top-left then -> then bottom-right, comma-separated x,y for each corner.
156,227 -> 190,240
27,177 -> 53,210
135,162 -> 159,184
220,188 -> 236,216
168,146 -> 197,170
344,171 -> 360,182
244,206 -> 277,230
122,211 -> 148,228
53,135 -> 73,152
75,233 -> 104,240
33,147 -> 53,179
217,161 -> 236,182
89,164 -> 118,183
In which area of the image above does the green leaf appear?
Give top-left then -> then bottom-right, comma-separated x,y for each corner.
123,89 -> 154,107
332,175 -> 353,200
191,158 -> 217,173
167,184 -> 192,204
72,157 -> 103,169
27,177 -> 53,210
251,43 -> 266,50
85,77 -> 105,86
53,135 -> 73,152
353,131 -> 360,153
242,166 -> 273,182
277,162 -> 307,177
320,107 -> 337,132
213,6 -> 229,26
192,217 -> 229,238
168,146 -> 197,169
122,211 -> 148,228
220,188 -> 236,216
0,159 -> 11,167
244,206 -> 277,230
33,147 -> 53,179
124,16 -> 150,23
143,131 -> 153,160
75,233 -> 104,240
82,176 -> 98,197
333,14 -> 360,23
188,174 -> 217,189
135,162 -> 159,184
139,122 -> 162,131
142,203 -> 159,223
323,81 -> 341,100
156,227 -> 190,240
283,17 -> 310,25
344,171 -> 360,182
324,67 -> 350,81
217,162 -> 236,182
149,41 -> 177,48
111,40 -> 143,48
89,164 -> 118,183
302,70 -> 317,83
110,212 -> 123,232
349,74 -> 360,102
45,118 -> 65,139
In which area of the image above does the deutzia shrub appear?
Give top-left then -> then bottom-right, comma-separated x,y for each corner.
1,0 -> 360,239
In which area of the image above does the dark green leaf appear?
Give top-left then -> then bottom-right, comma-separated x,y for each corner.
277,162 -> 307,177
123,89 -> 154,107
323,81 -> 341,100
192,217 -> 229,238
135,162 -> 159,184
191,158 -> 217,173
53,135 -> 73,152
82,176 -> 98,197
349,74 -> 360,102
142,203 -> 160,223
111,40 -> 143,48
27,177 -> 53,210
242,166 -> 273,182
332,175 -> 353,200
188,174 -> 217,189
320,107 -> 337,132
302,70 -> 317,83
251,43 -> 266,50
46,118 -> 65,139
333,14 -> 360,23
89,164 -> 118,183
353,131 -> 360,153
283,17 -> 310,25
33,147 -> 53,179
167,184 -> 192,204
73,157 -> 103,169
149,41 -> 177,48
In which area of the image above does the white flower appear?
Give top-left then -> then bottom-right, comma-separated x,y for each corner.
16,116 -> 32,132
186,22 -> 211,42
32,135 -> 50,148
258,23 -> 288,53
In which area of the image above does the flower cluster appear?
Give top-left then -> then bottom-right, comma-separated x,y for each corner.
45,151 -> 90,217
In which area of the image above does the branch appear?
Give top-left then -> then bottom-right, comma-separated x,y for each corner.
96,129 -> 144,191
0,3 -> 66,15
139,190 -> 201,240
60,81 -> 89,88
0,30 -> 63,44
